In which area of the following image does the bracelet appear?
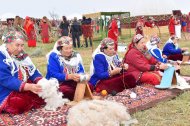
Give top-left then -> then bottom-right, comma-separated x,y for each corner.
155,65 -> 160,71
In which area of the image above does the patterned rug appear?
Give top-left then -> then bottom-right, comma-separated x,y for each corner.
0,106 -> 70,126
0,84 -> 186,126
105,84 -> 180,114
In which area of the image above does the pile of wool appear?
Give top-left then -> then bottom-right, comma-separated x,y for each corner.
37,78 -> 69,111
67,100 -> 138,126
170,73 -> 190,90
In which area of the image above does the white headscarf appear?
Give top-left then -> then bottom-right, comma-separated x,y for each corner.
165,37 -> 179,49
46,36 -> 73,61
0,31 -> 36,82
90,38 -> 119,75
0,44 -> 17,76
46,36 -> 84,74
146,35 -> 161,50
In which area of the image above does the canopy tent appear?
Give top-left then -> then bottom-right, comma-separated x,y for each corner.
83,12 -> 130,19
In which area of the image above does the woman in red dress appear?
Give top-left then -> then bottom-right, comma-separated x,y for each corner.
40,16 -> 51,43
168,15 -> 178,36
24,16 -> 37,47
108,18 -> 119,52
123,34 -> 168,86
135,16 -> 145,36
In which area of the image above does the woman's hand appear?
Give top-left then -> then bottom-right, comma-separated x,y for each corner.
68,74 -> 80,82
110,67 -> 122,76
174,64 -> 181,70
123,63 -> 129,70
24,83 -> 42,94
181,47 -> 189,51
163,55 -> 167,58
159,63 -> 168,70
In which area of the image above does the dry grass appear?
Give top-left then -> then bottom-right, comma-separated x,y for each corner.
1,27 -> 190,125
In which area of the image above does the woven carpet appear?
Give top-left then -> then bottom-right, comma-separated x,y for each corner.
0,82 -> 188,126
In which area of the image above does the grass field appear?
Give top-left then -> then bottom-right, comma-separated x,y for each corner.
2,27 -> 190,125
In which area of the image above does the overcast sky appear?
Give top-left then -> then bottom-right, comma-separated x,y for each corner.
1,0 -> 190,19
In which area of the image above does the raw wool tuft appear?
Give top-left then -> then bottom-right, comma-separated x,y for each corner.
176,73 -> 190,89
67,100 -> 138,126
37,78 -> 69,111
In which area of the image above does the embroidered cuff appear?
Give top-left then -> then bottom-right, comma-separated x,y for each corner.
65,74 -> 69,80
34,77 -> 43,84
19,82 -> 26,92
150,65 -> 156,71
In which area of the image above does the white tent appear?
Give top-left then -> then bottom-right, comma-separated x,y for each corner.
0,13 -> 16,21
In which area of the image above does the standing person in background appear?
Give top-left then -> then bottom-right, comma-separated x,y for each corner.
187,13 -> 190,32
40,16 -> 51,43
70,17 -> 81,48
59,16 -> 70,36
96,20 -> 100,34
135,16 -> 145,36
181,15 -> 187,33
168,15 -> 178,36
7,18 -> 14,28
144,17 -> 155,28
14,16 -> 22,31
108,18 -> 119,52
117,17 -> 121,36
24,16 -> 37,47
81,16 -> 93,48
13,16 -> 26,36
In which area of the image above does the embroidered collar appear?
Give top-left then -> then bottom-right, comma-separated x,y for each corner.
14,51 -> 28,61
59,51 -> 77,61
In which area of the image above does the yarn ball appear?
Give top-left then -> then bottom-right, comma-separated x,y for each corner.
101,90 -> 108,96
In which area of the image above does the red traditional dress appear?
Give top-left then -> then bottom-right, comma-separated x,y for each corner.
123,43 -> 161,86
181,16 -> 187,32
0,46 -> 44,114
24,17 -> 37,47
81,24 -> 93,39
187,14 -> 190,33
40,22 -> 50,43
168,17 -> 177,36
108,19 -> 118,51
135,20 -> 144,36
